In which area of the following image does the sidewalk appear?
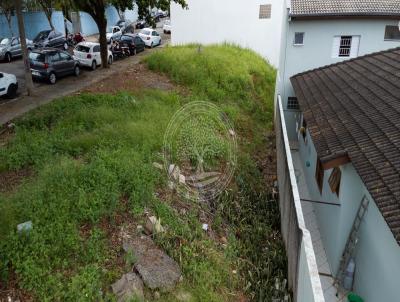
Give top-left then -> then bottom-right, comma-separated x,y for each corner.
0,46 -> 167,126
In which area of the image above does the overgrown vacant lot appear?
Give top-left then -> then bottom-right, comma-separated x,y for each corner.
0,45 -> 287,301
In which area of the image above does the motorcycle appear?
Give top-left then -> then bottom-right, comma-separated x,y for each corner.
111,41 -> 130,59
67,32 -> 85,47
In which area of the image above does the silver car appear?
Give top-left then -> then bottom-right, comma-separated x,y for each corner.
0,37 -> 35,62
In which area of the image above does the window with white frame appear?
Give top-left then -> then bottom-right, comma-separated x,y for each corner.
294,32 -> 304,45
332,35 -> 360,58
259,4 -> 272,19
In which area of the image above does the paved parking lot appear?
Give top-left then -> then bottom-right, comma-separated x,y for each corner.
0,21 -> 170,125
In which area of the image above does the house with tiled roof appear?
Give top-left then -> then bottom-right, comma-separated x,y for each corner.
289,47 -> 400,302
275,1 -> 400,302
277,0 -> 400,140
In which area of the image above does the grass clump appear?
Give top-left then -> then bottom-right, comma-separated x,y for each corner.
145,44 -> 276,100
0,44 -> 286,301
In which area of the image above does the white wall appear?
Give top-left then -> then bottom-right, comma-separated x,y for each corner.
278,18 -> 400,110
170,0 -> 285,67
296,125 -> 400,302
279,17 -> 400,141
277,96 -> 325,302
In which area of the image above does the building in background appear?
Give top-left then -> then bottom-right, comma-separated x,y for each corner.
170,0 -> 286,67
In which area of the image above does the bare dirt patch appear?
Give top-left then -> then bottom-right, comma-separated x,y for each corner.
0,270 -> 33,302
0,167 -> 34,194
255,131 -> 277,188
83,63 -> 176,94
0,123 -> 15,147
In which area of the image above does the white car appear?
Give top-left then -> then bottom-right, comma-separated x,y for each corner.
73,42 -> 113,70
0,72 -> 18,98
163,20 -> 171,34
138,28 -> 161,48
158,9 -> 168,17
106,26 -> 122,43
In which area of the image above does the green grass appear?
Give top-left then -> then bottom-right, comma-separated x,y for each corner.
0,45 -> 286,301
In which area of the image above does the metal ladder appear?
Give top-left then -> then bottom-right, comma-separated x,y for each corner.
335,195 -> 370,288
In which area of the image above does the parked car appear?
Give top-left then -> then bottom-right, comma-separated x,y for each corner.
153,11 -> 165,22
115,19 -> 133,33
33,30 -> 68,50
0,37 -> 35,62
117,34 -> 146,55
29,48 -> 80,84
73,42 -> 113,70
0,72 -> 18,98
106,26 -> 123,43
123,23 -> 135,34
138,28 -> 161,48
163,20 -> 171,34
157,9 -> 168,18
135,20 -> 147,29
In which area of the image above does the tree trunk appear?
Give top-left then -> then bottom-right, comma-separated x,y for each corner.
94,14 -> 109,68
15,0 -> 34,96
5,13 -> 14,37
44,9 -> 55,30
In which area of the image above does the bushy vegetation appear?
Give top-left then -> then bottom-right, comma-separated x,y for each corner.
145,44 -> 275,105
0,45 -> 286,301
145,45 -> 288,299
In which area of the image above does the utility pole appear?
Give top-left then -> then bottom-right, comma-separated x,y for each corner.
15,0 -> 34,96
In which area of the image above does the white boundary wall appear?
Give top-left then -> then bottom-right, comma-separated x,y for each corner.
276,95 -> 325,302
170,0 -> 285,67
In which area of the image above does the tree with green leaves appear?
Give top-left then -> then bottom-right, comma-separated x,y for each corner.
69,0 -> 187,68
0,0 -> 15,37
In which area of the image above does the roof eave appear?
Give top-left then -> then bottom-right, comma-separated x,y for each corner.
290,13 -> 400,20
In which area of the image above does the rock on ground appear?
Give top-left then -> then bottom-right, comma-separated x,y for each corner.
175,290 -> 193,301
123,235 -> 181,292
112,272 -> 144,302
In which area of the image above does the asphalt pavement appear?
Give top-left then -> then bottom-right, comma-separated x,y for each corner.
0,19 -> 171,125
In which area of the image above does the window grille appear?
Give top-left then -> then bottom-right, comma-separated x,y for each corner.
339,36 -> 352,57
287,97 -> 300,110
259,4 -> 272,19
294,32 -> 304,45
384,25 -> 400,40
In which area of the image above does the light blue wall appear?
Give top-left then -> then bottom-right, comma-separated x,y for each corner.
123,4 -> 139,23
0,11 -> 65,40
275,5 -> 400,301
80,6 -> 120,36
279,18 -> 400,106
354,190 -> 400,302
296,124 -> 400,302
0,6 -> 120,39
298,124 -> 341,270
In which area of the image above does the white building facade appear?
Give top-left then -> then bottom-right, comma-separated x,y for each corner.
278,1 -> 400,302
277,0 -> 400,140
170,0 -> 286,67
